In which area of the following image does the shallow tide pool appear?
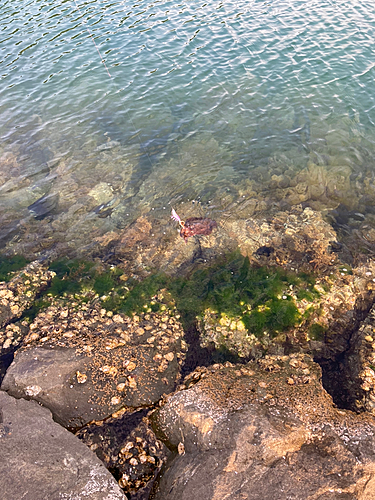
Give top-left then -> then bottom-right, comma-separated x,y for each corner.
1,0 -> 375,259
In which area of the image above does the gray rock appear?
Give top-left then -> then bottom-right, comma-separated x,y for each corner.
1,346 -> 94,428
28,192 -> 59,220
150,356 -> 375,500
0,390 -> 125,500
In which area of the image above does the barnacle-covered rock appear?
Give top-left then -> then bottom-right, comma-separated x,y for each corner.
0,261 -> 53,328
1,301 -> 187,429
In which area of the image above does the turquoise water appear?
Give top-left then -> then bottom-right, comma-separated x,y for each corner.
1,0 -> 375,257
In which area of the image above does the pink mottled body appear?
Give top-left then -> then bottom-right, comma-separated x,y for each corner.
180,217 -> 217,242
171,208 -> 217,242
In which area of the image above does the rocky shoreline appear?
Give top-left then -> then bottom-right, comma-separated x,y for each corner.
2,206 -> 375,499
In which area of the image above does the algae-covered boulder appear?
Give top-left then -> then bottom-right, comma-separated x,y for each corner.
150,356 -> 375,500
194,250 -> 375,360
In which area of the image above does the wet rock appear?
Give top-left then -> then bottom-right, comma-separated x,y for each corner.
0,390 -> 126,500
96,140 -> 121,152
77,409 -> 170,499
0,219 -> 21,249
150,356 -> 375,500
112,205 -> 340,277
108,206 -> 375,362
1,304 -> 187,429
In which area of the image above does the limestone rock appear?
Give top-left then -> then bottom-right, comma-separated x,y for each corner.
150,355 -> 375,500
0,390 -> 125,500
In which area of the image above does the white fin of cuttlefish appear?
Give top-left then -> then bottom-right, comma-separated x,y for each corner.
171,208 -> 182,223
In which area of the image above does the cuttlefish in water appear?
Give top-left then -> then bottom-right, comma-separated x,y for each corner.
171,208 -> 217,242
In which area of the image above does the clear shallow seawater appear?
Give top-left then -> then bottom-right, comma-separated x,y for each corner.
1,0 -> 375,258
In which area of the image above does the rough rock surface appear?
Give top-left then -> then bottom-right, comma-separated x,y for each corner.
151,355 -> 375,500
328,302 -> 375,414
1,304 -> 187,429
77,409 -> 170,499
0,390 -> 125,500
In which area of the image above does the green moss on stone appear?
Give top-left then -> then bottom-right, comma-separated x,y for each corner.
117,274 -> 169,315
48,259 -> 125,298
22,298 -> 51,322
41,251 -> 322,342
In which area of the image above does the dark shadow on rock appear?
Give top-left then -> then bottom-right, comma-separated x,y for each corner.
314,291 -> 375,411
77,408 -> 170,500
0,349 -> 14,385
28,192 -> 59,220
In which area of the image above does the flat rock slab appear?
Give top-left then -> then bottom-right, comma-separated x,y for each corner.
0,390 -> 125,500
1,306 -> 186,429
151,355 -> 375,500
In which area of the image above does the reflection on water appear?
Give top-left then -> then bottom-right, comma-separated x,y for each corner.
1,0 -> 375,260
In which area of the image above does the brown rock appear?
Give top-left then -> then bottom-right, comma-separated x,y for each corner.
150,355 -> 375,500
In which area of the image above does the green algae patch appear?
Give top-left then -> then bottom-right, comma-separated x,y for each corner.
118,273 -> 169,314
241,297 -> 299,338
16,252 -> 323,358
48,259 -> 124,298
0,255 -> 29,282
169,252 -> 316,338
45,259 -> 171,316
45,253 -> 320,340
22,298 -> 51,322
48,259 -> 95,296
98,252 -> 320,351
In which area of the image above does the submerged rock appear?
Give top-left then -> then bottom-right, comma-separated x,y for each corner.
150,355 -> 375,500
0,390 -> 126,500
28,192 -> 59,220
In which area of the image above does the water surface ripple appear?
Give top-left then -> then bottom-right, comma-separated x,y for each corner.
1,0 -> 375,257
